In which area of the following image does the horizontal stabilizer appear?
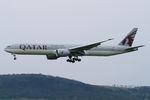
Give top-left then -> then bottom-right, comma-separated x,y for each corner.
125,45 -> 145,51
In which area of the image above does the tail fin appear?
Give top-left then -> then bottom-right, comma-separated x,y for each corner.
119,28 -> 138,47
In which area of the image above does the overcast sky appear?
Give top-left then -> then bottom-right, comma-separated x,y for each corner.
0,0 -> 149,86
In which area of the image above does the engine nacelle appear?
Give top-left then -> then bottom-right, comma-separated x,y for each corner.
46,54 -> 58,60
56,49 -> 70,57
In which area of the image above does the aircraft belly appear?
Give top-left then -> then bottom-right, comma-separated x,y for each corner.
9,49 -> 55,55
85,50 -> 124,56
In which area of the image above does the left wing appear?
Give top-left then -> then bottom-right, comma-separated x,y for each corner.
69,39 -> 113,54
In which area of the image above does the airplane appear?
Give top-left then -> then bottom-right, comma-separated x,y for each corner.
4,28 -> 144,63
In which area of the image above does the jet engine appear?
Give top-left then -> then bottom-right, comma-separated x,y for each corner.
46,49 -> 70,60
46,54 -> 58,60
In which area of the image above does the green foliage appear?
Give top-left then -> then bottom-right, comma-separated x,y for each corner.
0,74 -> 149,100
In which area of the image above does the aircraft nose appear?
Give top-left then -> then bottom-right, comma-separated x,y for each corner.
4,47 -> 8,52
4,46 -> 11,52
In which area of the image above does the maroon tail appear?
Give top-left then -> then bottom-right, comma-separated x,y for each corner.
119,28 -> 138,47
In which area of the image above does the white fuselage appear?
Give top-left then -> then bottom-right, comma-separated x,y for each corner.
4,28 -> 143,62
4,44 -> 134,57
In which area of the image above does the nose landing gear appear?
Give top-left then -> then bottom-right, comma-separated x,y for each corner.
12,54 -> 17,60
66,56 -> 81,63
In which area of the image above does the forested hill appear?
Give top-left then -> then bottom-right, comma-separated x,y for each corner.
0,74 -> 149,100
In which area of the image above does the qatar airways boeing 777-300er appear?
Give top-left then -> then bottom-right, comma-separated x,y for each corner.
4,28 -> 144,63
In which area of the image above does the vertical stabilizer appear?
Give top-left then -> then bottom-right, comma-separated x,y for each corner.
119,28 -> 138,47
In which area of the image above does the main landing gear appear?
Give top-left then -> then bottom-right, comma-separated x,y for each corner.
66,56 -> 81,63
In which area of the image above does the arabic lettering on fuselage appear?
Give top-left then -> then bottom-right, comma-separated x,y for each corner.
19,45 -> 48,51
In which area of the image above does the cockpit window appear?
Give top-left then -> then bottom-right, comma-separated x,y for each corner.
7,46 -> 11,48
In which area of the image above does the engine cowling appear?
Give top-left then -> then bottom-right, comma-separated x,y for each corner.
56,49 -> 70,57
46,54 -> 58,60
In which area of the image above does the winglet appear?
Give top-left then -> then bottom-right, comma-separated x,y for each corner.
109,38 -> 114,40
100,38 -> 114,44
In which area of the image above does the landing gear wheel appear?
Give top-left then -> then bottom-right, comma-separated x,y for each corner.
14,57 -> 16,60
72,60 -> 75,63
66,56 -> 81,63
77,59 -> 81,62
66,59 -> 75,63
73,57 -> 81,62
13,54 -> 17,60
66,59 -> 71,62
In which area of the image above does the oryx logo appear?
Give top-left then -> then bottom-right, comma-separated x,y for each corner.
122,31 -> 136,46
